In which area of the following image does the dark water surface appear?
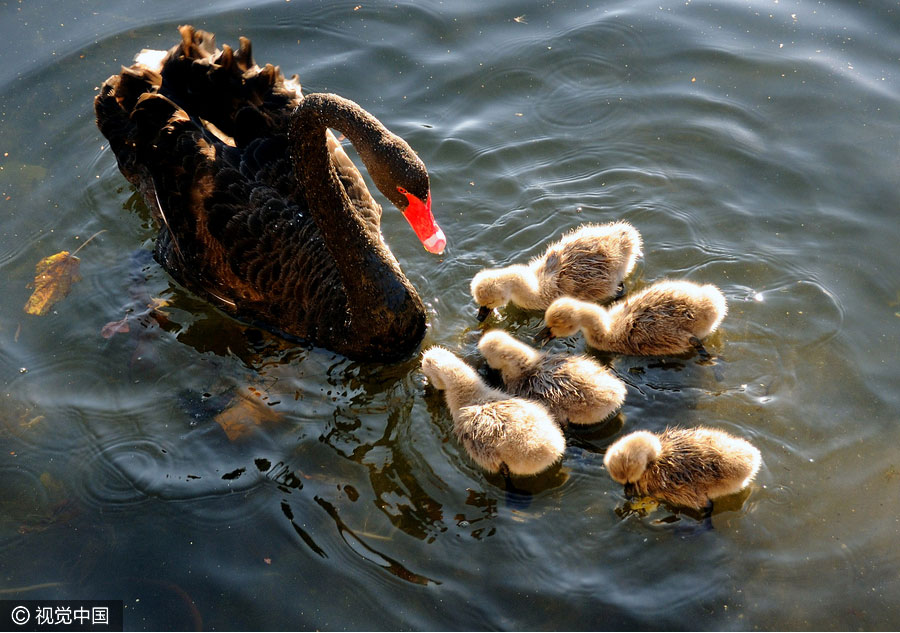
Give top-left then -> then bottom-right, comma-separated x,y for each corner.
2,0 -> 899,629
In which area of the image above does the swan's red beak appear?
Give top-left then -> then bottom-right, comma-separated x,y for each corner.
400,189 -> 446,255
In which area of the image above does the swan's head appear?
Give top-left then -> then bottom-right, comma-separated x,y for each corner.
603,431 -> 662,484
295,92 -> 446,255
371,134 -> 445,255
397,186 -> 446,255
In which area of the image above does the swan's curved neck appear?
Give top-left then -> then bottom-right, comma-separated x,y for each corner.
289,93 -> 424,358
289,93 -> 391,255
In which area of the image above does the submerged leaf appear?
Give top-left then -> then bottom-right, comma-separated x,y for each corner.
615,495 -> 661,520
214,389 -> 284,441
24,251 -> 82,316
39,472 -> 64,496
628,496 -> 660,514
102,296 -> 171,340
16,499 -> 80,535
100,316 -> 131,338
19,415 -> 45,430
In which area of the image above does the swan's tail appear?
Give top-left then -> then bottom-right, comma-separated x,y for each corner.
94,67 -> 164,181
153,25 -> 302,145
96,61 -> 213,246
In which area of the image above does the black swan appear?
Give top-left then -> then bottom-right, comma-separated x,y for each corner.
94,26 -> 445,362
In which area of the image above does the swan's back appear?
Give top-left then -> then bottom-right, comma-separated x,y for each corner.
96,66 -> 352,341
147,26 -> 381,220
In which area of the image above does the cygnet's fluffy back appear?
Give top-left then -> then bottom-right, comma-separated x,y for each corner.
478,330 -> 626,425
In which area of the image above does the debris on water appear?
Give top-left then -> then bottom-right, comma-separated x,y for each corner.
214,388 -> 285,441
23,231 -> 105,316
24,250 -> 81,316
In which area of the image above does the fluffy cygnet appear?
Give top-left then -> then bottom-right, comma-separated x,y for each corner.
603,427 -> 761,510
477,329 -> 626,426
421,346 -> 565,477
470,221 -> 642,320
539,280 -> 727,356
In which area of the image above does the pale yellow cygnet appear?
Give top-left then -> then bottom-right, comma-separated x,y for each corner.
470,221 -> 642,320
478,329 -> 626,426
603,427 -> 761,510
540,280 -> 727,356
421,346 -> 565,477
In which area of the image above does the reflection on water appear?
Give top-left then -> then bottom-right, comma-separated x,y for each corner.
2,0 -> 900,629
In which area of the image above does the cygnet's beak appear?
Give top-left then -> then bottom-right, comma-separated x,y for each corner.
476,305 -> 492,322
534,326 -> 555,346
400,190 -> 446,254
624,483 -> 637,498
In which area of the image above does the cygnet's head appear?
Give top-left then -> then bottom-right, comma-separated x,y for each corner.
477,330 -> 532,372
543,297 -> 585,339
603,431 -> 663,484
470,269 -> 513,313
421,346 -> 460,390
613,221 -> 644,259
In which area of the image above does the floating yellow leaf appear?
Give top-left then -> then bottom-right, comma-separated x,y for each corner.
23,230 -> 105,317
24,251 -> 81,316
